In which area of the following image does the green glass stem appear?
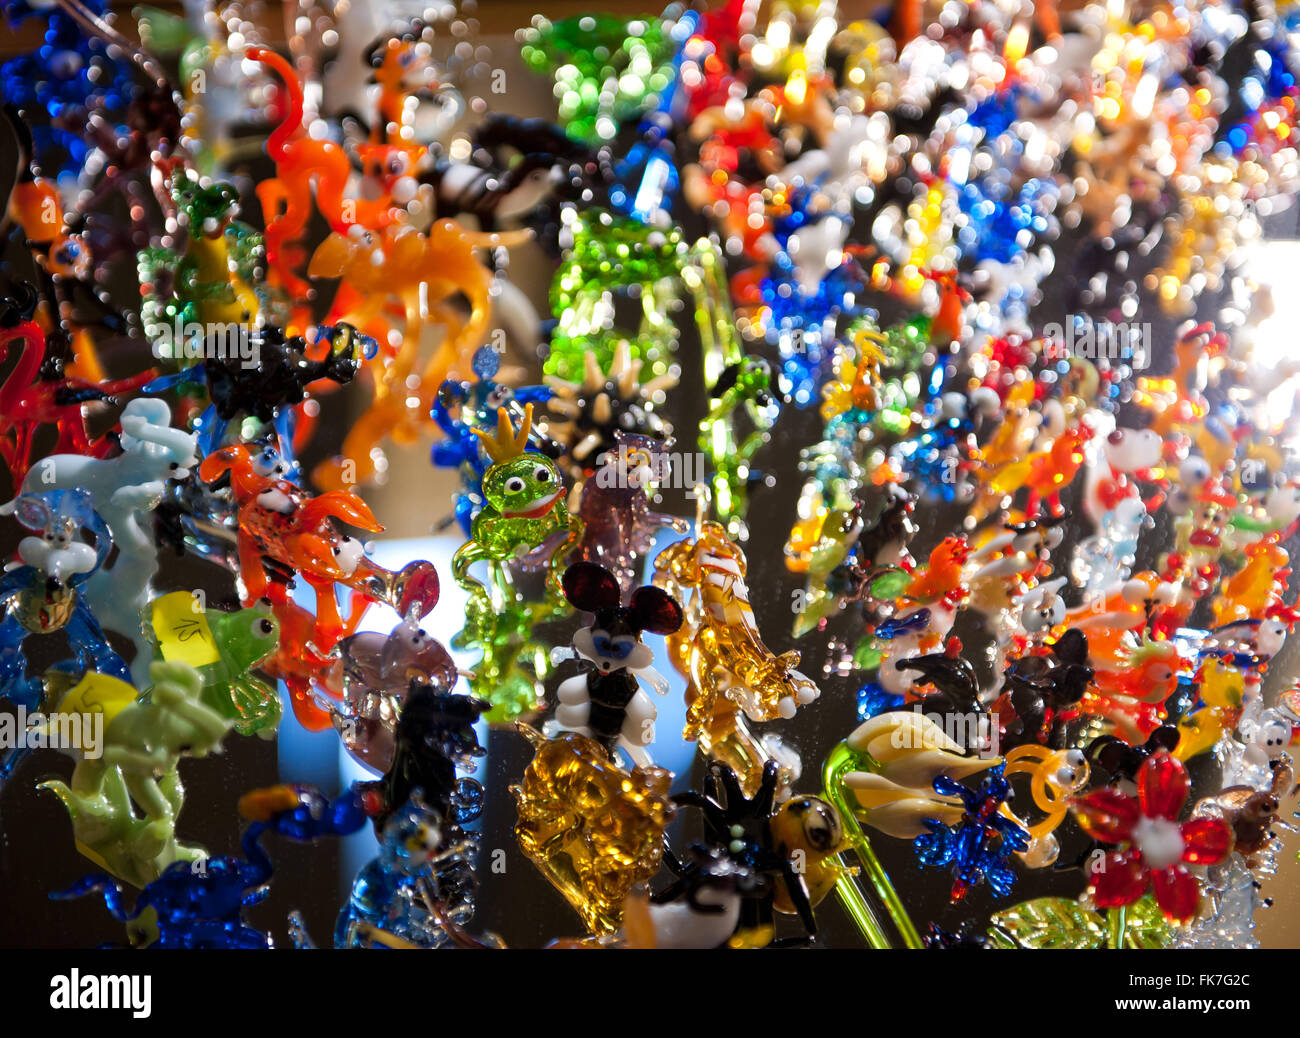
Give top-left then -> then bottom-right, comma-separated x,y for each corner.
1109,905 -> 1127,949
822,742 -> 924,949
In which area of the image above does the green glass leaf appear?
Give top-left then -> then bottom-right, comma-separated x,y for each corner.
852,639 -> 883,670
134,6 -> 192,54
989,897 -> 1108,949
868,567 -> 911,600
988,895 -> 1172,949
1119,895 -> 1175,949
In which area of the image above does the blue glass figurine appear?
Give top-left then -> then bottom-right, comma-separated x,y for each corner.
21,397 -> 199,686
0,0 -> 135,178
0,489 -> 128,709
330,794 -> 493,949
52,786 -> 369,948
913,764 -> 1029,902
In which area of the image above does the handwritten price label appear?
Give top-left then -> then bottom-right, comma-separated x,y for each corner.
151,591 -> 220,668
47,673 -> 138,726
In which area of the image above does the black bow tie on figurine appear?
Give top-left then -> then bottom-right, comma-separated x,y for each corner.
549,562 -> 684,767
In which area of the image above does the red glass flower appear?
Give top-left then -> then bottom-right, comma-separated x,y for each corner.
1071,752 -> 1232,922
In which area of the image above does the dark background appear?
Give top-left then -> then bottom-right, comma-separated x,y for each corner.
2,2 -> 1300,949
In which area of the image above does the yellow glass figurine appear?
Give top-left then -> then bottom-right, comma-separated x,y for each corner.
654,502 -> 820,793
512,725 -> 675,935
1001,745 -> 1090,869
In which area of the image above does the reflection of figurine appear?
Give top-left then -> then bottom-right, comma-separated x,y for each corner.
550,562 -> 682,767
995,629 -> 1095,749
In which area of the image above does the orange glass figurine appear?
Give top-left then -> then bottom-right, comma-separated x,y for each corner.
260,594 -> 371,731
248,46 -> 355,309
989,421 -> 1094,518
306,220 -> 532,491
1083,638 -> 1183,744
197,442 -> 438,642
249,43 -> 431,321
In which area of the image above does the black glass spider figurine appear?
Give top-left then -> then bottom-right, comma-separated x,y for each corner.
665,759 -> 844,945
144,322 -> 374,461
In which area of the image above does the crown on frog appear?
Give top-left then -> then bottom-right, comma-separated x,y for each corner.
473,403 -> 533,464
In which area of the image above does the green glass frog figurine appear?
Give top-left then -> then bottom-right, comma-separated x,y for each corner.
147,592 -> 283,737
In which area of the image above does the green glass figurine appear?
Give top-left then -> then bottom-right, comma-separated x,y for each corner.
40,660 -> 232,888
520,14 -> 674,145
545,210 -> 686,383
137,169 -> 265,366
451,405 -> 584,722
146,592 -> 283,737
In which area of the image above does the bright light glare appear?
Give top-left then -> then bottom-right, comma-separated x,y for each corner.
1246,240 -> 1300,435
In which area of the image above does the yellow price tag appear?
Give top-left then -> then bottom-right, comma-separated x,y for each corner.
151,591 -> 221,668
54,672 -> 139,728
